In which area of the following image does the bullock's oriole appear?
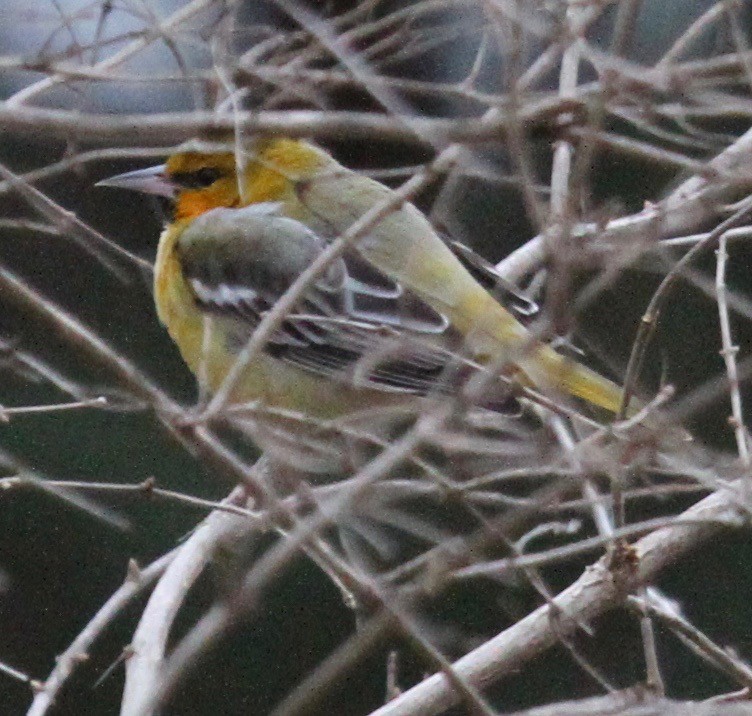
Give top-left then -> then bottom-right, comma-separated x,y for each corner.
99,138 -> 630,439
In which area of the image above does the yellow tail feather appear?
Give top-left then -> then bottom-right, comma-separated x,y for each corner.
527,346 -> 627,416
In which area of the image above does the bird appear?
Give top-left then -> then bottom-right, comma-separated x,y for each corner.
98,137 -> 632,470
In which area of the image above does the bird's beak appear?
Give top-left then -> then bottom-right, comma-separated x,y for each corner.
96,164 -> 176,198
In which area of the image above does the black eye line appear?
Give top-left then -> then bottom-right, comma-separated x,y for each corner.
172,168 -> 223,189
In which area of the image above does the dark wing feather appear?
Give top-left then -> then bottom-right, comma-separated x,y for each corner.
449,241 -> 538,319
177,204 -> 467,395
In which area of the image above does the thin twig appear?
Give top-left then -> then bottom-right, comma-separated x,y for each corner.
620,194 -> 752,418
715,232 -> 751,481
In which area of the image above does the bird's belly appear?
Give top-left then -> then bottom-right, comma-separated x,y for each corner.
156,275 -> 396,418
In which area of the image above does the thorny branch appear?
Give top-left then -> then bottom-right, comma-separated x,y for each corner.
1,1 -> 751,715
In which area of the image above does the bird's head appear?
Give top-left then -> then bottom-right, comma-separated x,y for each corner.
97,150 -> 241,222
97,138 -> 328,223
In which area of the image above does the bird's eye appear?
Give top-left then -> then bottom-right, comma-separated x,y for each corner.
173,167 -> 223,189
193,167 -> 222,187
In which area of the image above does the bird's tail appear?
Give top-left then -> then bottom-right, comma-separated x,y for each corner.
524,344 -> 629,416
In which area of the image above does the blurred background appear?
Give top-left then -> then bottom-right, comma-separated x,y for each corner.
1,1 -> 752,714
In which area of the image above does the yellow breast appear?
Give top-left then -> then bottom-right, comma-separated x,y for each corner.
153,221 -> 397,416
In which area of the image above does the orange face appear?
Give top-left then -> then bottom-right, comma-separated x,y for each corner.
164,152 -> 240,221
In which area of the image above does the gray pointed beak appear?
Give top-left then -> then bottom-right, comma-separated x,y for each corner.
96,164 -> 176,198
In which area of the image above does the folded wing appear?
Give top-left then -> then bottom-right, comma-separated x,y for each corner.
176,203 -> 479,396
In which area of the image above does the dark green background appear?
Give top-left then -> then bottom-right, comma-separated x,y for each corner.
2,1 -> 752,713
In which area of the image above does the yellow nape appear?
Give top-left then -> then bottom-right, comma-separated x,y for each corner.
254,137 -> 329,177
241,137 -> 331,207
